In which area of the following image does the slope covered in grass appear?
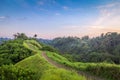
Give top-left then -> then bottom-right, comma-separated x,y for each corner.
46,51 -> 120,80
23,40 -> 42,52
15,40 -> 86,80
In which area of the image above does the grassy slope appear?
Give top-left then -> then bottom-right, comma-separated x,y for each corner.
46,51 -> 120,80
15,40 -> 86,80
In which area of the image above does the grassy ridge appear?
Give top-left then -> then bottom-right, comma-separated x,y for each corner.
15,40 -> 86,80
15,53 -> 54,79
46,51 -> 120,80
15,52 -> 86,80
23,40 -> 42,52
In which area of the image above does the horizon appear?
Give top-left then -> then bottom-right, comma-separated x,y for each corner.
0,0 -> 120,39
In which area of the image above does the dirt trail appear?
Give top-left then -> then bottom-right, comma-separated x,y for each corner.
42,52 -> 105,80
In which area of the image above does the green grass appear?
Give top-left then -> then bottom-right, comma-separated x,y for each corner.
41,68 -> 86,80
46,51 -> 120,80
15,53 -> 54,79
15,40 -> 86,80
23,40 -> 42,52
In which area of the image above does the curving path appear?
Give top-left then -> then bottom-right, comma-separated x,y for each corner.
42,52 -> 106,80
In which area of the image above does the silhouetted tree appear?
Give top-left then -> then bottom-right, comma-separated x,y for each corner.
34,34 -> 37,38
13,33 -> 28,40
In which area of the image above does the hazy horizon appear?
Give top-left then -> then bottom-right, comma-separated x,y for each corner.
0,0 -> 120,39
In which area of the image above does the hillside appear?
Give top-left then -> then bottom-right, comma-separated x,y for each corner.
15,40 -> 86,80
0,38 -> 120,80
45,51 -> 120,80
17,39 -> 120,80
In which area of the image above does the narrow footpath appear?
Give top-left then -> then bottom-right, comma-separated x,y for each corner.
42,52 -> 105,80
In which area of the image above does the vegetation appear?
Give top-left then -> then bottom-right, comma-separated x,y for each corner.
15,40 -> 86,80
13,33 -> 28,40
41,68 -> 86,80
0,32 -> 120,80
46,51 -> 120,80
23,40 -> 42,52
0,39 -> 33,65
0,65 -> 36,80
16,52 -> 85,80
50,32 -> 120,64
0,38 -> 86,80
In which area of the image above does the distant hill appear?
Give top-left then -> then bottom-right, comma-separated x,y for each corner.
37,38 -> 52,44
0,37 -> 10,44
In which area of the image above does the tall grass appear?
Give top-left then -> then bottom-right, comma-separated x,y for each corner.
41,68 -> 86,80
46,51 -> 120,80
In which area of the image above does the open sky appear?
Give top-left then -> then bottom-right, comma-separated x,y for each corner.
0,0 -> 120,39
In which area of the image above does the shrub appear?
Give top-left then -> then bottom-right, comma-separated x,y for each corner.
86,64 -> 120,80
0,65 -> 37,80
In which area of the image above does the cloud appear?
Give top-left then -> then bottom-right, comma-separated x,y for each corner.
92,2 -> 120,28
97,3 -> 119,9
62,6 -> 69,10
0,16 -> 10,21
0,16 -> 9,19
18,17 -> 27,20
37,0 -> 56,6
55,13 -> 61,16
37,1 -> 44,5
84,4 -> 120,37
38,8 -> 49,12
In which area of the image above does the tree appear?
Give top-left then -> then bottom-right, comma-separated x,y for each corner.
34,34 -> 37,38
13,33 -> 28,40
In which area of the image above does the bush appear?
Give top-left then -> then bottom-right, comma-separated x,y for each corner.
0,65 -> 37,80
0,39 -> 33,65
41,45 -> 58,52
86,64 -> 120,80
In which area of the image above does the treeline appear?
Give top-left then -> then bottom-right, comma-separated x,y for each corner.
50,32 -> 120,64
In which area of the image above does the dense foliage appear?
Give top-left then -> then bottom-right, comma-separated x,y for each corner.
51,32 -> 120,64
0,39 -> 33,65
0,65 -> 36,80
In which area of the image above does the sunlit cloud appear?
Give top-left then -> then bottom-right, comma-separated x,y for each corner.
95,2 -> 120,26
86,2 -> 120,36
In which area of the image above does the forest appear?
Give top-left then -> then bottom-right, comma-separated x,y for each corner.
46,32 -> 120,64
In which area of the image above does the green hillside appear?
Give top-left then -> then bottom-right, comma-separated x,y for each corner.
46,51 -> 120,80
15,40 -> 86,80
0,39 -> 120,80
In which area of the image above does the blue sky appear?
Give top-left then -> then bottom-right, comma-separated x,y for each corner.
0,0 -> 120,39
